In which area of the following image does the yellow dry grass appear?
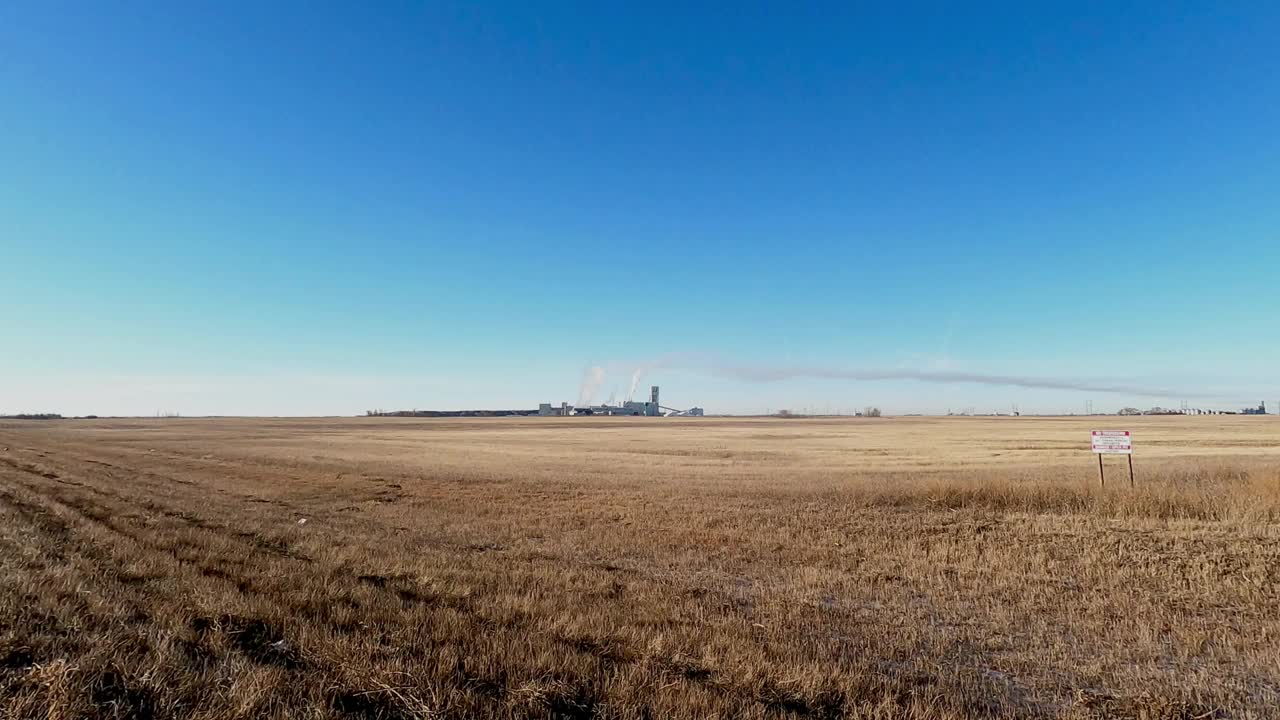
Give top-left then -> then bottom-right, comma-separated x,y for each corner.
0,415 -> 1277,719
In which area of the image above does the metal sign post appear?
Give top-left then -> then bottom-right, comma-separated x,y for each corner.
1091,430 -> 1133,489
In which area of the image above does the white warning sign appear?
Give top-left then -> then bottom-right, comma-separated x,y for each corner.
1091,430 -> 1132,455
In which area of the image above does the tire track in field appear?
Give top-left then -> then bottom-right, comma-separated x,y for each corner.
0,455 -> 61,480
1,476 -> 274,600
1,455 -> 690,709
11,441 -> 300,515
0,481 -> 160,639
3,443 -> 856,717
0,453 -> 543,715
0,463 -> 324,682
0,458 -> 276,595
0,461 -> 907,719
3,449 -> 311,564
32,455 -> 775,707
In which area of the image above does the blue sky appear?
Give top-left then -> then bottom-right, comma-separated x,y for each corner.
2,2 -> 1278,416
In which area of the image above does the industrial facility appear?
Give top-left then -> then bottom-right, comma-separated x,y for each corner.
539,386 -> 704,417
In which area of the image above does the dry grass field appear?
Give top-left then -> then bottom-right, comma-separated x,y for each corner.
0,415 -> 1278,719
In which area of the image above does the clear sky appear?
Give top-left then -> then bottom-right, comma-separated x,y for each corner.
3,2 -> 1278,416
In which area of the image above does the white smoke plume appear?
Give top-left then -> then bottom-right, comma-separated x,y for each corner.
587,353 -> 1207,400
624,355 -> 684,401
626,368 -> 643,402
708,364 -> 1202,398
577,366 -> 606,406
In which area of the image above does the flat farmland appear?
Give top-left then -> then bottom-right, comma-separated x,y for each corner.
1,416 -> 1278,719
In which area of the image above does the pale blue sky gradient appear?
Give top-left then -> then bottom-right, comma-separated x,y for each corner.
2,2 -> 1278,415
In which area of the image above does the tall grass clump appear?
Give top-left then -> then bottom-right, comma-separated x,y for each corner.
868,462 -> 1280,522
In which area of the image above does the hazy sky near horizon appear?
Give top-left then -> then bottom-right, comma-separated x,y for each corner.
3,2 -> 1278,416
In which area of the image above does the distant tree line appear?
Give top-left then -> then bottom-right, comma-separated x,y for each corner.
773,407 -> 881,418
366,409 -> 538,418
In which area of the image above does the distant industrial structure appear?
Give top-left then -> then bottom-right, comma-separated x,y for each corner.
367,385 -> 704,418
1115,401 -> 1269,416
539,386 -> 704,417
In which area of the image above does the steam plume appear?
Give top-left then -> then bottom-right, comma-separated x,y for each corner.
591,353 -> 1204,399
626,368 -> 643,402
577,366 -> 606,406
708,364 -> 1200,398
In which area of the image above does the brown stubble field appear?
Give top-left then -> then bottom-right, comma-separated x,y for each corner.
0,415 -> 1278,719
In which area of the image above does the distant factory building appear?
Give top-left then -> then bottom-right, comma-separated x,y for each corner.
538,386 -> 703,417
577,386 -> 661,416
1242,401 -> 1267,415
537,402 -> 571,417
